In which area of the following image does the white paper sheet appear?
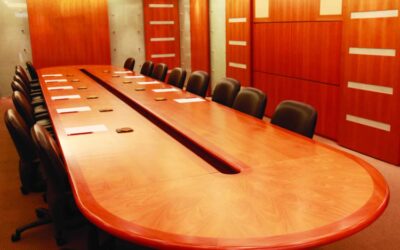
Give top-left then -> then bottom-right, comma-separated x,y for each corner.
114,71 -> 132,74
137,81 -> 160,85
42,74 -> 63,77
56,106 -> 91,114
65,124 -> 107,136
45,79 -> 68,83
51,95 -> 81,100
152,88 -> 180,93
174,97 -> 205,103
124,75 -> 145,79
47,86 -> 73,90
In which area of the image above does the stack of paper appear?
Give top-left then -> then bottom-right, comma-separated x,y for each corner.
45,79 -> 68,83
137,81 -> 160,85
65,124 -> 107,136
51,95 -> 81,100
124,75 -> 145,79
174,98 -> 205,104
152,88 -> 180,93
114,71 -> 132,74
42,74 -> 63,77
56,106 -> 91,114
47,86 -> 73,90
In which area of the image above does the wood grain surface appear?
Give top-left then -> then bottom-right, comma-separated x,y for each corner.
37,65 -> 389,249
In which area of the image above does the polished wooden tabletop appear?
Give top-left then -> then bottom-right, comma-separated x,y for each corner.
38,65 -> 389,249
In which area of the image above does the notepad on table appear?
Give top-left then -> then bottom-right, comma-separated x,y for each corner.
152,88 -> 180,93
51,95 -> 81,100
47,86 -> 73,90
137,81 -> 160,85
65,124 -> 107,136
56,106 -> 91,114
45,79 -> 68,83
42,74 -> 63,77
124,75 -> 145,79
174,97 -> 205,104
114,71 -> 132,74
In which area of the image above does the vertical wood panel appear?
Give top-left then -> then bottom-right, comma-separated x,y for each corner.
190,0 -> 210,73
226,0 -> 252,86
143,0 -> 181,68
27,0 -> 111,69
339,0 -> 400,164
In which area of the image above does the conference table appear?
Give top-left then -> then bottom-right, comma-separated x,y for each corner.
37,65 -> 389,249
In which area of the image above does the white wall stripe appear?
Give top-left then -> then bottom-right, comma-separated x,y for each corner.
349,47 -> 396,57
149,4 -> 174,8
229,62 -> 247,69
348,81 -> 394,95
151,53 -> 176,58
346,115 -> 391,132
150,37 -> 175,42
150,21 -> 174,25
351,10 -> 398,19
228,17 -> 247,23
229,40 -> 247,46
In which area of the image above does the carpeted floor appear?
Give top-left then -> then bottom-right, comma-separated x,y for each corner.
1,96 -> 399,249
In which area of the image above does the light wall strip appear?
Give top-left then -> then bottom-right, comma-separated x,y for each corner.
150,21 -> 174,25
229,62 -> 247,69
150,37 -> 175,42
149,4 -> 174,8
348,81 -> 394,95
228,17 -> 247,23
351,10 -> 398,19
346,114 -> 391,132
349,47 -> 396,57
229,40 -> 247,46
151,53 -> 176,58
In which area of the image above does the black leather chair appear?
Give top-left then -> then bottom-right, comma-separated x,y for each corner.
186,71 -> 210,97
11,124 -> 82,245
4,109 -> 44,194
270,100 -> 318,138
140,61 -> 154,76
123,57 -> 135,71
232,87 -> 267,119
151,63 -> 168,81
212,78 -> 241,107
26,61 -> 38,81
15,65 -> 41,91
12,91 -> 52,132
167,67 -> 187,89
11,80 -> 48,118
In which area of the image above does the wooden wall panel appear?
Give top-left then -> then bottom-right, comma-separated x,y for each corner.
338,0 -> 400,164
190,0 -> 210,73
254,72 -> 339,139
27,0 -> 111,69
226,0 -> 252,86
143,0 -> 181,69
253,22 -> 342,85
252,1 -> 343,139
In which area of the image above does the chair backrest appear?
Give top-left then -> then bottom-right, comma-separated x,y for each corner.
212,78 -> 241,107
232,87 -> 267,119
140,61 -> 154,76
167,67 -> 187,89
123,57 -> 135,71
11,80 -> 31,100
4,109 -> 37,162
31,124 -> 69,193
186,71 -> 210,97
151,63 -> 168,81
12,91 -> 35,127
15,65 -> 31,85
26,61 -> 38,81
270,100 -> 318,138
